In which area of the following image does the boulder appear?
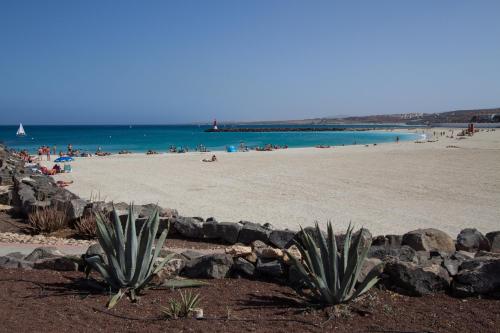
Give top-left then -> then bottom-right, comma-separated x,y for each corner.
452,257 -> 500,297
372,234 -> 402,248
237,222 -> 271,245
485,231 -> 500,253
269,229 -> 296,249
385,260 -> 451,296
68,198 -> 88,220
34,257 -> 79,271
153,258 -> 186,282
283,245 -> 302,264
225,245 -> 252,257
0,256 -> 33,269
24,247 -> 64,262
440,251 -> 472,276
402,228 -> 455,253
182,254 -> 233,279
258,247 -> 284,259
456,228 -> 490,252
173,217 -> 204,239
233,257 -> 255,277
213,222 -> 242,244
202,221 -> 219,239
256,258 -> 285,278
368,245 -> 417,263
357,258 -> 384,283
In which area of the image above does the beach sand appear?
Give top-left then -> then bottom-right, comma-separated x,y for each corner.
47,129 -> 500,236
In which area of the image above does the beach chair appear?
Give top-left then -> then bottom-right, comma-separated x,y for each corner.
63,164 -> 72,173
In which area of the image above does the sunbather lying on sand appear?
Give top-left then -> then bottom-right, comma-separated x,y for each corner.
202,155 -> 217,162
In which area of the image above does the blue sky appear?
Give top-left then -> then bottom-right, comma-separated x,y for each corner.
0,1 -> 499,124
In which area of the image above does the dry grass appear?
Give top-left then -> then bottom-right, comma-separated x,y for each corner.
74,213 -> 97,239
28,206 -> 69,234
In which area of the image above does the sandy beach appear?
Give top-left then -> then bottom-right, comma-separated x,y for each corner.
47,129 -> 500,236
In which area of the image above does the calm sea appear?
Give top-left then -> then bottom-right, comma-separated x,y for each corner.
0,124 -> 421,153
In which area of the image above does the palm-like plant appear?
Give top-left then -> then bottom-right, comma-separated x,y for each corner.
286,222 -> 381,305
85,204 -> 177,308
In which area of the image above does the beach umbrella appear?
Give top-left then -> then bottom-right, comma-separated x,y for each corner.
54,156 -> 74,163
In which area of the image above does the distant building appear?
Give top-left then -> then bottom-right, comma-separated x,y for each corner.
400,112 -> 423,120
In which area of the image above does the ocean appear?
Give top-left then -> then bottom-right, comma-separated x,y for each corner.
0,124 -> 421,153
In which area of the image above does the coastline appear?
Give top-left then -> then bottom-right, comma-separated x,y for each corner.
41,127 -> 500,236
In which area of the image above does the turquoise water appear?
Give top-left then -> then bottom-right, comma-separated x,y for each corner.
0,125 -> 420,153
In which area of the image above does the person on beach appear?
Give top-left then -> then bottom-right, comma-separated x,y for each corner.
396,136 -> 400,143
52,146 -> 57,155
202,155 -> 217,162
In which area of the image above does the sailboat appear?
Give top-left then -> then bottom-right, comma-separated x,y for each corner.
16,123 -> 26,137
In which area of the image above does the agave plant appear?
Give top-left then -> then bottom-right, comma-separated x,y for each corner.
286,222 -> 381,305
85,204 -> 180,308
162,290 -> 201,319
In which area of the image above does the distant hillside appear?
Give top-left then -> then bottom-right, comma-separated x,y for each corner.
238,107 -> 500,125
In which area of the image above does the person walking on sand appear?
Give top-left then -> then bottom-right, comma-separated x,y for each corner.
396,136 -> 400,143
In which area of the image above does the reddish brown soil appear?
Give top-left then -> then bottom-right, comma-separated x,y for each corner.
0,269 -> 498,332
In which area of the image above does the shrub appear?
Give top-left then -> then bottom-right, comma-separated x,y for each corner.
286,222 -> 381,305
28,205 -> 68,233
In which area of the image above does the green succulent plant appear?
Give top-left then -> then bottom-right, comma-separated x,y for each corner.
162,290 -> 201,319
85,204 -> 199,308
286,222 -> 381,305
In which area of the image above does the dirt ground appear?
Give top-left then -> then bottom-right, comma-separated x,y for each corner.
0,269 -> 498,333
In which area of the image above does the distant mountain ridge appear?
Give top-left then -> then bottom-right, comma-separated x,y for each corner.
236,107 -> 500,125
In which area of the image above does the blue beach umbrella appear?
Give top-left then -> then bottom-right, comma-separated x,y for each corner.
54,156 -> 74,163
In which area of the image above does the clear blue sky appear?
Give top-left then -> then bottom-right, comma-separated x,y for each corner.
1,1 -> 499,124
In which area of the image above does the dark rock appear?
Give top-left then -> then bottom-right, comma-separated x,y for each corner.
485,231 -> 500,253
256,258 -> 285,277
34,257 -> 79,271
456,228 -> 490,252
402,228 -> 455,253
452,257 -> 500,297
180,250 -> 204,261
214,222 -> 242,244
368,245 -> 417,263
24,247 -> 63,262
206,217 -> 217,222
237,222 -> 270,244
385,260 -> 451,295
68,198 -> 88,220
0,256 -> 33,269
233,257 -> 255,277
173,217 -> 204,239
5,252 -> 25,260
202,221 -> 219,239
269,229 -> 296,249
372,234 -> 402,248
182,254 -> 233,279
475,251 -> 500,258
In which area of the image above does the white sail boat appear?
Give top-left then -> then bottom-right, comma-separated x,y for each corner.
16,123 -> 26,137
